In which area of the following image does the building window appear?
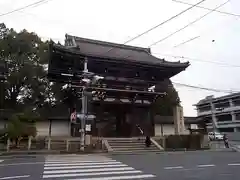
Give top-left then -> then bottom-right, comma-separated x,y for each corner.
198,105 -> 211,112
214,101 -> 230,109
217,114 -> 232,122
233,98 -> 240,106
219,128 -> 234,132
235,113 -> 240,120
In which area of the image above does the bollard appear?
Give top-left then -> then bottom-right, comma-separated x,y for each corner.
162,137 -> 166,149
48,137 -> 51,150
28,136 -> 32,150
85,135 -> 91,145
66,140 -> 69,152
6,139 -> 10,152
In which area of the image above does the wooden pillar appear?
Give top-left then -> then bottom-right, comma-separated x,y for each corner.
148,107 -> 154,137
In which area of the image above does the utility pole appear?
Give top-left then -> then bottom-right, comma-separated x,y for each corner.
78,58 -> 104,151
80,58 -> 89,151
210,102 -> 218,132
80,86 -> 87,151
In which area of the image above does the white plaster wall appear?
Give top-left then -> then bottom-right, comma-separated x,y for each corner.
155,124 -> 174,136
36,121 -> 50,137
51,121 -> 69,136
155,124 -> 190,136
36,121 -> 70,137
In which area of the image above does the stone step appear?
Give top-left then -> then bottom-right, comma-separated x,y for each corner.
105,137 -> 162,153
111,149 -> 161,154
112,147 -> 158,151
107,140 -> 145,142
110,144 -> 148,148
108,142 -> 145,145
104,137 -> 145,140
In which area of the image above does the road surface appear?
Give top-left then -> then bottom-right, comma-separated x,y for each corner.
1,151 -> 240,179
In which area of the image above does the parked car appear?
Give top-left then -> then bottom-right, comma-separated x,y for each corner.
208,132 -> 224,141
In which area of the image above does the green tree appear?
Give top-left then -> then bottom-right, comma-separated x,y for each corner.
0,23 -> 9,39
153,79 -> 180,116
7,111 -> 38,147
0,24 -> 51,113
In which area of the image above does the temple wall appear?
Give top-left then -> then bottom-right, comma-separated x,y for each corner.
36,121 -> 69,137
154,124 -> 190,136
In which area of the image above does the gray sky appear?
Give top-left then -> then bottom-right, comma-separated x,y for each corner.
1,0 -> 240,116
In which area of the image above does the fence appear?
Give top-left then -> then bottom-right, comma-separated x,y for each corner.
0,136 -> 105,153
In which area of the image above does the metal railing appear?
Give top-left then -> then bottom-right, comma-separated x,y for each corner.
0,136 -> 105,153
136,124 -> 164,150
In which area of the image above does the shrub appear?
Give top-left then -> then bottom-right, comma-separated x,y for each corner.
165,134 -> 204,150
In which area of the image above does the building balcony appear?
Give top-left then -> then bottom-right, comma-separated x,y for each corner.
206,120 -> 240,129
198,105 -> 240,117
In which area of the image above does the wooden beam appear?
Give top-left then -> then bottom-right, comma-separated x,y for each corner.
71,85 -> 166,95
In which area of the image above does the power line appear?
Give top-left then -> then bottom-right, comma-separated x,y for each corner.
173,35 -> 200,48
172,0 -> 240,18
0,0 -> 52,17
102,0 -> 207,56
149,0 -> 229,47
173,82 -> 239,93
152,52 -> 240,68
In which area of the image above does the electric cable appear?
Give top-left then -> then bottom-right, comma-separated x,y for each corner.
152,52 -> 240,68
172,0 -> 240,18
149,0 -> 229,47
102,0 -> 207,56
0,0 -> 53,17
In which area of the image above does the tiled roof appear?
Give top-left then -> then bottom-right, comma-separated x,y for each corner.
64,34 -> 189,67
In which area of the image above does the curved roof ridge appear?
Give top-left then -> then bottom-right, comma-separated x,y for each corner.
66,34 -> 151,53
145,50 -> 189,65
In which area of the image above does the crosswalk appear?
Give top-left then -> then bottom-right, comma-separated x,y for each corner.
43,154 -> 156,179
0,160 -> 3,163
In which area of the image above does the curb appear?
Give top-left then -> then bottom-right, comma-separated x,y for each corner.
0,150 -> 108,157
1,149 -> 237,158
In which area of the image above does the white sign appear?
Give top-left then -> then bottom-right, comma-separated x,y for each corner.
76,114 -> 96,120
85,124 -> 91,132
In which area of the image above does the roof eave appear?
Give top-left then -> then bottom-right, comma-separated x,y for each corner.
51,43 -> 190,68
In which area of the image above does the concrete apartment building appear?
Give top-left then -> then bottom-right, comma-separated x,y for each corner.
195,93 -> 240,132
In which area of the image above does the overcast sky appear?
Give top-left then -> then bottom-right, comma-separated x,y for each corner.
1,0 -> 240,116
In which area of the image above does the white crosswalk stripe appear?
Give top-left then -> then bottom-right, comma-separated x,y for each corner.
43,155 -> 155,179
0,160 -> 3,163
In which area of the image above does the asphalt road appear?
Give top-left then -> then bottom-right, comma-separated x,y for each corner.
1,151 -> 240,179
0,155 -> 44,180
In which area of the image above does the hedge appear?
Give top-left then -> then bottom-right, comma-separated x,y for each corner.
165,134 -> 204,150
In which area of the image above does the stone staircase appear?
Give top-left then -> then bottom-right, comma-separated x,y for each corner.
104,137 -> 163,154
